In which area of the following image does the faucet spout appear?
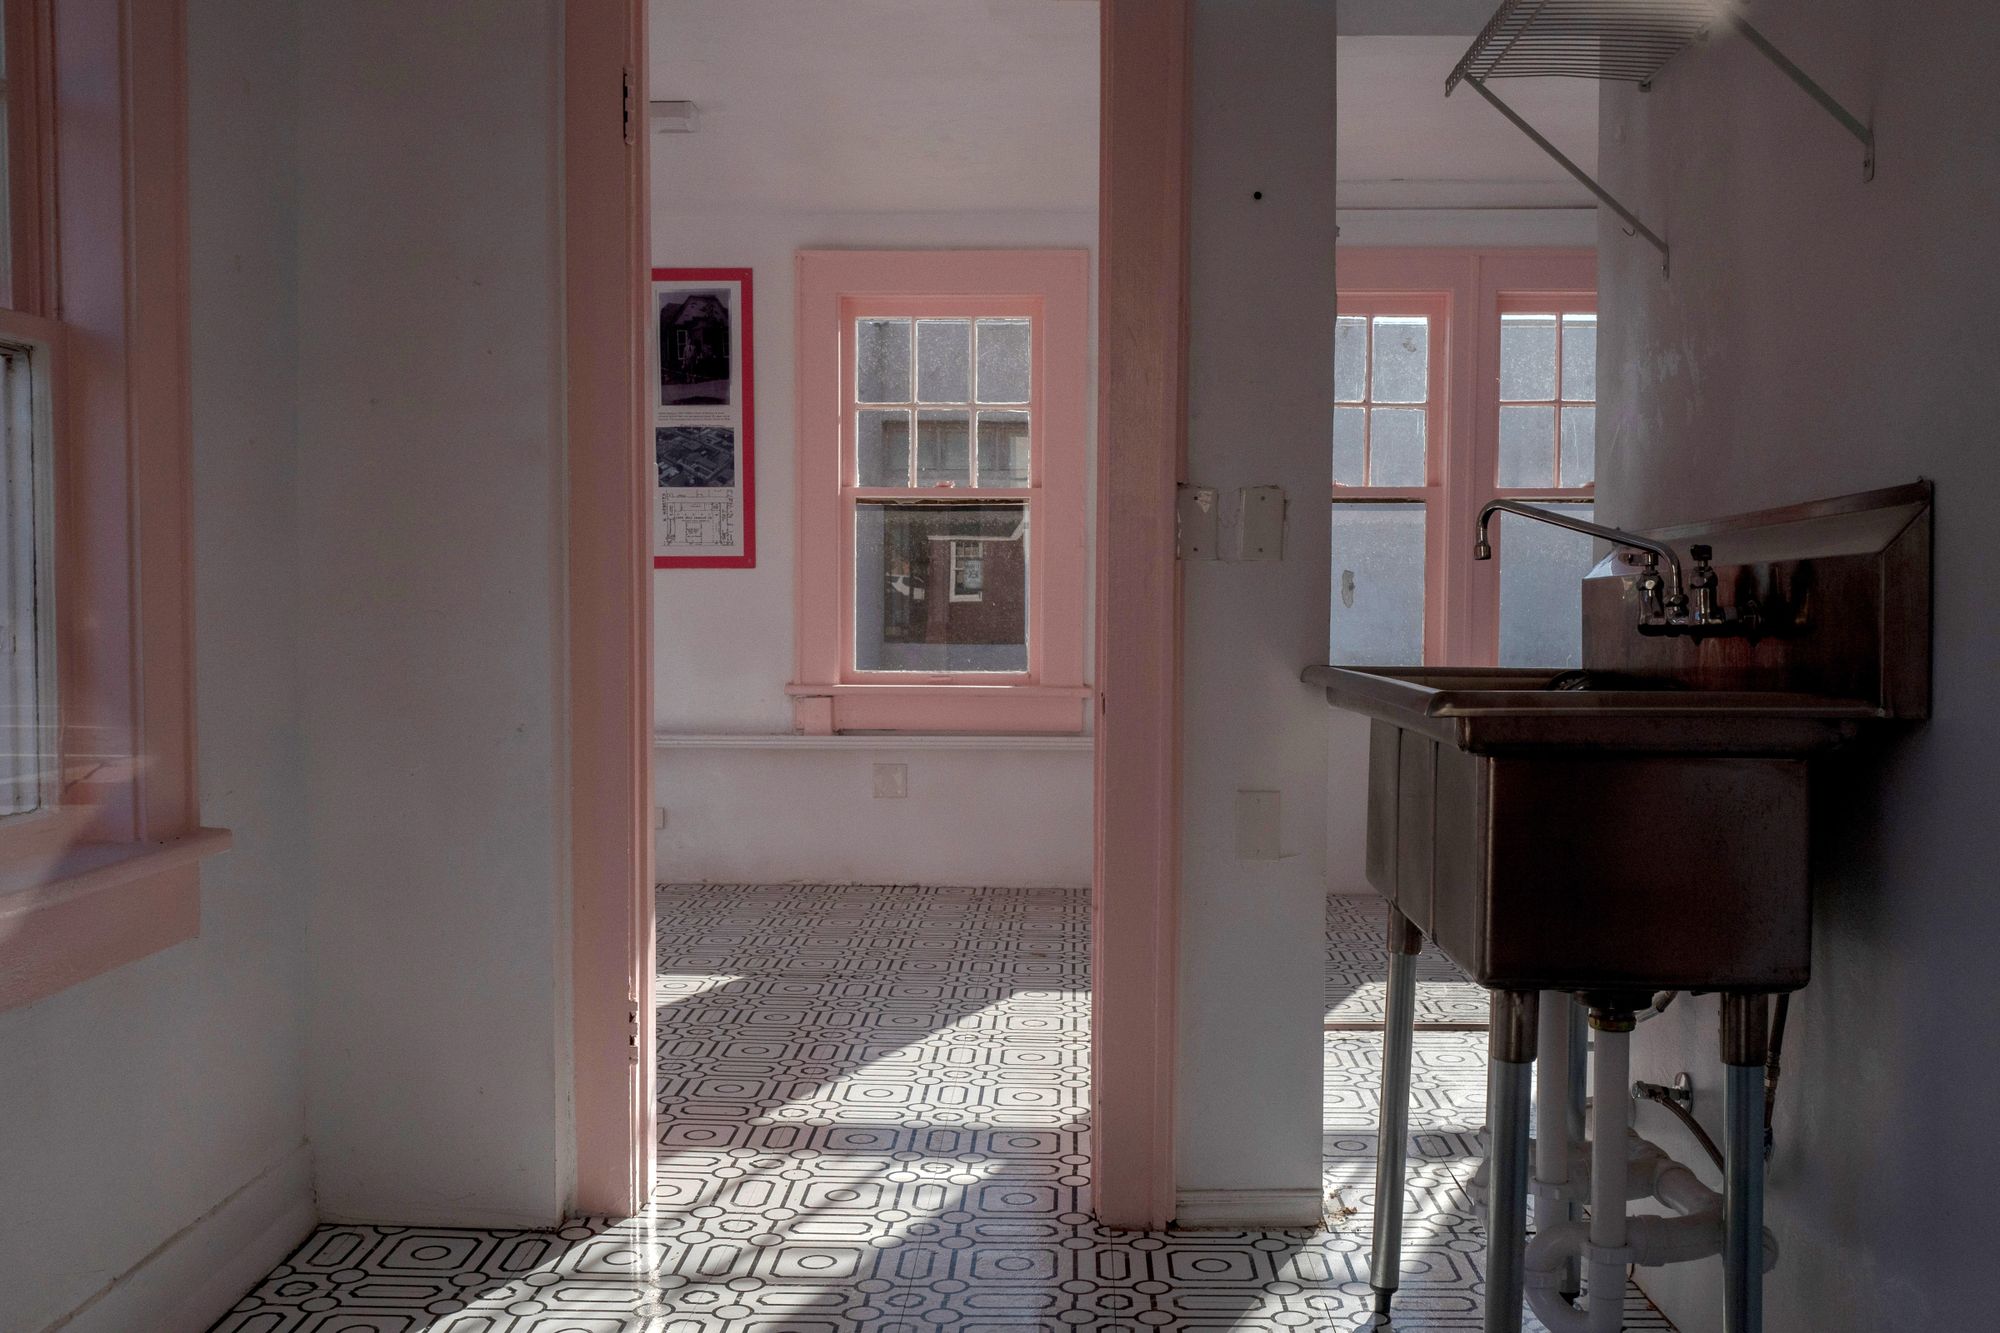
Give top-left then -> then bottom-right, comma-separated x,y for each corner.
1474,500 -> 1688,618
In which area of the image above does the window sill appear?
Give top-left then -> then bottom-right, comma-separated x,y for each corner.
786,682 -> 1092,735
0,826 -> 233,1012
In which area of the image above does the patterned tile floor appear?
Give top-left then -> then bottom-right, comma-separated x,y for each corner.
212,885 -> 1673,1332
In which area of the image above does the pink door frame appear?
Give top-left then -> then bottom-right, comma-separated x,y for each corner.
570,0 -> 1193,1227
566,0 -> 656,1218
1092,0 -> 1190,1230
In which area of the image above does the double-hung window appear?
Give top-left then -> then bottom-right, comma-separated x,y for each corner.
1332,250 -> 1597,668
792,251 -> 1090,734
0,0 -> 225,1013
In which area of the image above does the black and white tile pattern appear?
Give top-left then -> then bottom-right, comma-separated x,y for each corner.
212,884 -> 1672,1331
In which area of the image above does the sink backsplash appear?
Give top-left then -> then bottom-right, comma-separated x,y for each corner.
1580,482 -> 1932,716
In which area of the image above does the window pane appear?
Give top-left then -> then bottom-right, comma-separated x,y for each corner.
916,319 -> 971,403
1334,316 -> 1367,403
1371,316 -> 1428,403
976,411 -> 1030,488
1368,407 -> 1425,486
1499,503 -> 1595,668
1561,313 -> 1597,400
1333,406 -> 1365,485
0,346 -> 44,816
857,318 -> 912,403
857,409 -> 911,486
855,501 -> 1028,673
1330,503 -> 1425,667
1500,314 -> 1557,400
1561,405 -> 1596,486
1498,405 -> 1556,488
915,410 -> 971,487
975,318 -> 1031,404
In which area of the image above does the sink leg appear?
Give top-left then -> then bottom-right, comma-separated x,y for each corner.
1486,989 -> 1539,1333
1533,992 -> 1576,1301
1722,995 -> 1771,1333
1368,907 -> 1423,1315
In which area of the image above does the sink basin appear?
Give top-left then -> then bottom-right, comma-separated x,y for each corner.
1302,665 -> 1881,757
1307,665 -> 1849,992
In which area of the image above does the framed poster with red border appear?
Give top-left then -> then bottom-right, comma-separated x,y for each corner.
653,267 -> 756,568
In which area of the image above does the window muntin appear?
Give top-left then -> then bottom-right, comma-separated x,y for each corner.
0,333 -> 51,817
1498,311 -> 1596,489
853,316 -> 1033,490
845,308 -> 1038,677
1332,300 -> 1443,667
1332,265 -> 1596,668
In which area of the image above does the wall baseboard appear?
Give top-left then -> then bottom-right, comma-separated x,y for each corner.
1173,1187 -> 1327,1230
47,1142 -> 315,1333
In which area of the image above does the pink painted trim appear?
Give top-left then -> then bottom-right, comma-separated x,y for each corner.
0,828 -> 228,1009
566,0 -> 655,1219
793,248 -> 1090,733
654,265 -> 755,569
0,0 -> 231,1012
1091,0 -> 1188,1231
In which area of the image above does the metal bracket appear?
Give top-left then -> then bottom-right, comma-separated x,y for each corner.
1732,18 -> 1876,183
1464,76 -> 1671,274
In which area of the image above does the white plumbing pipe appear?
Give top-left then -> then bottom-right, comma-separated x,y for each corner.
1585,1023 -> 1632,1330
1527,1132 -> 1782,1332
1534,993 -> 1574,1229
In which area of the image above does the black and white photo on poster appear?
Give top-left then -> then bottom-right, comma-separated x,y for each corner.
658,286 -> 732,407
656,426 -> 737,489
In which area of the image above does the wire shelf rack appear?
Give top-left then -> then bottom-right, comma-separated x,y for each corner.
1444,0 -> 1876,274
1447,0 -> 1721,92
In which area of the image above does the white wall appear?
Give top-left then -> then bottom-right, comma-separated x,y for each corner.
1596,4 -> 2000,1329
296,1 -> 572,1227
0,2 -> 315,1327
1174,0 -> 1337,1223
650,0 -> 1097,888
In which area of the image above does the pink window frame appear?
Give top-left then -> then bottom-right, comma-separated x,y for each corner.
0,0 -> 231,1014
1337,247 -> 1596,666
790,249 -> 1091,735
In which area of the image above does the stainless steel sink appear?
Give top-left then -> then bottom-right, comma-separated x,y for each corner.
1308,483 -> 1932,995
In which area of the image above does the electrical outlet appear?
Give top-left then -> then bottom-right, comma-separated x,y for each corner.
873,763 -> 908,799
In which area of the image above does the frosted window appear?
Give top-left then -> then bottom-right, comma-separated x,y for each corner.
1498,405 -> 1556,488
0,344 -> 46,816
1500,314 -> 1557,400
1331,503 -> 1425,666
1499,503 -> 1595,668
915,410 -> 970,487
1561,405 -> 1596,486
976,411 -> 1030,488
975,319 -> 1031,404
1333,406 -> 1366,486
858,409 -> 910,487
857,318 -> 911,403
1562,313 -> 1596,400
1371,317 -> 1428,403
856,501 -> 1028,673
1335,316 -> 1367,402
916,320 -> 971,403
1370,408 -> 1426,486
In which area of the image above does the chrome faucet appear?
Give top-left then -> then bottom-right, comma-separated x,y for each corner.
1473,500 -> 1754,636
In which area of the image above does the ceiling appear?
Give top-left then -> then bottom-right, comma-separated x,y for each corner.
1337,36 -> 1600,209
647,5 -> 1597,216
649,0 -> 1099,215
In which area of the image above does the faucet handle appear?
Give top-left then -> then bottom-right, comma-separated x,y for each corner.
1690,543 -> 1713,564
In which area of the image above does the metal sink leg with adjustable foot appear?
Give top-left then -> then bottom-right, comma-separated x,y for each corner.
1368,907 -> 1422,1318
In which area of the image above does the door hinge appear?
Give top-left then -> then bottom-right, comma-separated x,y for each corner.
622,67 -> 635,146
